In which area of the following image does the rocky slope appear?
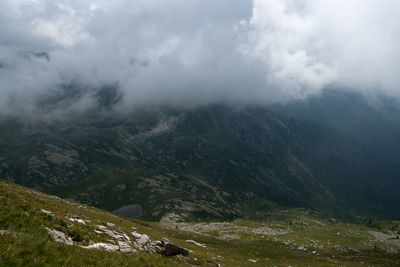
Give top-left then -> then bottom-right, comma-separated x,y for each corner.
1,179 -> 399,266
1,104 -> 400,221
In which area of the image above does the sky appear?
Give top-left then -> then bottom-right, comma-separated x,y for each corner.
1,0 -> 400,116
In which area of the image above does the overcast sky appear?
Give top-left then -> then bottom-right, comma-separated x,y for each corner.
1,0 -> 400,115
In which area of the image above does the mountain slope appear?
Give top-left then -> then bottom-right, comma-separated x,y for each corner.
1,104 -> 399,220
275,89 -> 400,165
1,179 -> 399,266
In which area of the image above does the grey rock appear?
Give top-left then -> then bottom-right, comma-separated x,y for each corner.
106,222 -> 115,228
44,227 -> 73,245
161,238 -> 171,246
82,242 -> 119,252
118,241 -> 137,254
162,243 -> 189,257
131,232 -> 149,246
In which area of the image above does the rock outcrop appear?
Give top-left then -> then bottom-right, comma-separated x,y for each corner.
44,227 -> 73,246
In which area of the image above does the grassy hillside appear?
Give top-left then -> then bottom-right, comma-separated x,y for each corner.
1,179 -> 399,266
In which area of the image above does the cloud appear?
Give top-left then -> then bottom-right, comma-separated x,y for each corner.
241,0 -> 400,99
0,0 -> 399,117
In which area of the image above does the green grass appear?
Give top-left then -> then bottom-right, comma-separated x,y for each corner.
1,179 -> 399,266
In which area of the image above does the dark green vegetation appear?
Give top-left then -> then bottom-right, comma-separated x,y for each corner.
1,94 -> 400,221
1,179 -> 399,266
276,89 -> 400,167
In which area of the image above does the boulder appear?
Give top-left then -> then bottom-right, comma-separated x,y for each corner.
106,222 -> 115,228
44,227 -> 73,245
162,243 -> 189,257
131,232 -> 149,246
118,241 -> 137,254
161,238 -> 171,246
148,241 -> 163,253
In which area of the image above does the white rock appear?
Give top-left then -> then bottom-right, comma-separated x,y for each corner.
131,232 -> 150,246
94,230 -> 103,234
248,259 -> 259,263
122,233 -> 131,243
104,229 -> 124,240
44,227 -> 73,246
82,242 -> 119,252
41,209 -> 52,215
96,225 -> 107,231
161,238 -> 171,245
106,222 -> 115,228
185,239 -> 207,248
118,241 -> 137,254
69,217 -> 86,225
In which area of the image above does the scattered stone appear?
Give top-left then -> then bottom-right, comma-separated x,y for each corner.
41,209 -> 52,215
96,225 -> 107,231
0,230 -> 16,238
44,227 -> 73,246
82,242 -> 119,252
103,229 -> 125,240
162,243 -> 189,257
68,217 -> 86,225
94,230 -> 103,235
149,241 -> 163,253
385,248 -> 399,254
118,241 -> 136,254
122,233 -> 131,243
252,226 -> 287,236
106,222 -> 115,228
248,259 -> 259,263
185,239 -> 207,248
131,232 -> 150,246
161,238 -> 171,246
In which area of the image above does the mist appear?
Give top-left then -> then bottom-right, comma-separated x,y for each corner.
1,0 -> 400,117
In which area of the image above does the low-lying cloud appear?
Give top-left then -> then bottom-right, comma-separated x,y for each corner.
1,0 -> 400,116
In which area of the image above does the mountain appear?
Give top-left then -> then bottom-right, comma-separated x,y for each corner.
275,89 -> 400,165
1,101 -> 399,221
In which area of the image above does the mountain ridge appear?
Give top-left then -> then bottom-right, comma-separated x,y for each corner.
1,102 -> 399,221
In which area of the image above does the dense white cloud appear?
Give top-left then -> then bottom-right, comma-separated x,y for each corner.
242,0 -> 400,99
0,0 -> 399,116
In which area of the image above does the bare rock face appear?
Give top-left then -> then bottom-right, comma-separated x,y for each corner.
161,243 -> 189,257
44,227 -> 73,245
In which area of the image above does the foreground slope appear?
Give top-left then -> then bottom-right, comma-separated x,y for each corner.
1,179 -> 400,266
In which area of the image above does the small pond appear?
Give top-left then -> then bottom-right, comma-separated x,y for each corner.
113,204 -> 142,218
